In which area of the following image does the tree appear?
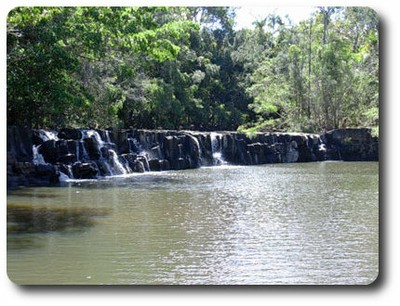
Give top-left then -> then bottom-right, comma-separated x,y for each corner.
239,7 -> 379,134
7,7 -> 198,128
7,7 -> 379,134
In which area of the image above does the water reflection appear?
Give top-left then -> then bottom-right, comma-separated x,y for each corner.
8,204 -> 110,234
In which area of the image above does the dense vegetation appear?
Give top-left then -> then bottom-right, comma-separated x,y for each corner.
7,7 -> 379,134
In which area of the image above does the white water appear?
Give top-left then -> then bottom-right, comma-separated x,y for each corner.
82,130 -> 131,176
84,130 -> 105,147
32,145 -> 46,166
109,150 -> 128,175
42,130 -> 59,141
210,132 -> 226,165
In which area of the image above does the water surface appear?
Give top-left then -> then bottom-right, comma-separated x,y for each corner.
7,162 -> 379,285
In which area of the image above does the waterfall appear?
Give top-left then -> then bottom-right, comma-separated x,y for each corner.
44,130 -> 58,140
71,129 -> 132,177
32,145 -> 46,165
37,129 -> 58,142
318,136 -> 327,152
85,130 -> 105,147
66,164 -> 74,178
17,127 -> 377,184
109,150 -> 128,175
210,132 -> 226,165
80,140 -> 89,160
105,130 -> 112,143
75,141 -> 80,161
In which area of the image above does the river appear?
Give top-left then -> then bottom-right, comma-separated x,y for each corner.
7,161 -> 379,285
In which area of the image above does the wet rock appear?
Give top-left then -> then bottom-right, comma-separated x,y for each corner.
283,140 -> 299,163
149,159 -> 161,171
12,162 -> 35,176
8,126 -> 33,162
159,159 -> 170,171
163,136 -> 181,169
184,134 -> 201,168
137,155 -> 150,171
38,140 -> 57,164
72,162 -> 98,179
132,160 -> 146,173
58,128 -> 82,140
7,126 -> 379,187
151,145 -> 163,160
323,128 -> 379,161
83,137 -> 101,160
32,129 -> 57,145
58,154 -> 76,164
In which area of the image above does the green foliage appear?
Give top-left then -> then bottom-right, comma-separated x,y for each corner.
7,7 -> 199,128
239,7 -> 379,134
7,6 -> 378,135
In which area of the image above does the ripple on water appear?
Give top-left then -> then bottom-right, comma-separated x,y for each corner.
7,162 -> 378,285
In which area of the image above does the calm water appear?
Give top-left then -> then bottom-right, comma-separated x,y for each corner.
7,162 -> 379,285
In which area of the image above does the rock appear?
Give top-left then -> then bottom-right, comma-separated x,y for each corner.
58,154 -> 76,164
163,136 -> 181,169
32,129 -> 57,145
95,160 -> 112,176
58,128 -> 82,140
83,137 -> 101,160
8,126 -> 33,162
7,126 -> 379,187
39,140 -> 57,164
137,155 -> 150,171
132,160 -> 145,173
184,134 -> 201,168
151,145 -> 162,159
149,159 -> 161,171
72,162 -> 98,179
12,162 -> 35,176
323,128 -> 378,161
159,159 -> 170,171
283,140 -> 299,163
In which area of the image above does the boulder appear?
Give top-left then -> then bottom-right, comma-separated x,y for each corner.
58,128 -> 82,140
8,126 -> 33,162
38,140 -> 57,164
149,159 -> 161,171
58,154 -> 76,164
72,162 -> 98,179
83,137 -> 101,160
323,128 -> 378,161
132,160 -> 146,173
283,140 -> 299,163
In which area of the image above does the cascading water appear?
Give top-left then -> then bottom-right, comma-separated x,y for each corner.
25,127 -> 352,183
32,145 -> 46,166
85,130 -> 105,149
210,132 -> 226,165
109,150 -> 128,175
126,135 -> 152,170
33,128 -> 232,180
38,129 -> 59,142
32,136 -> 72,181
85,130 -> 129,176
34,129 -> 135,179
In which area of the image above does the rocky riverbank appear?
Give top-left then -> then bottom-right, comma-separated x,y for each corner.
7,126 -> 379,187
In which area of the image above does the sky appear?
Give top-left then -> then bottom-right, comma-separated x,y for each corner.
234,6 -> 318,30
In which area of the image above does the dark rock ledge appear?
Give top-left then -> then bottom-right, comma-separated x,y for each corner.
7,126 -> 378,187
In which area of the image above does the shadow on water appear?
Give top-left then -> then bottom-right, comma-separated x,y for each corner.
7,191 -> 62,198
7,204 -> 110,235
